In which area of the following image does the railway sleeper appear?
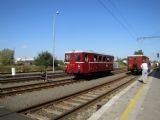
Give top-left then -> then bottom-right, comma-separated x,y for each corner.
93,91 -> 105,95
87,91 -> 103,96
80,94 -> 96,99
63,101 -> 80,106
84,93 -> 99,98
71,98 -> 87,103
77,96 -> 93,101
39,109 -> 61,119
53,104 -> 72,111
27,113 -> 50,120
42,108 -> 62,116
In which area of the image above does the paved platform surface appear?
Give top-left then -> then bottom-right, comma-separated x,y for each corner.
88,68 -> 160,120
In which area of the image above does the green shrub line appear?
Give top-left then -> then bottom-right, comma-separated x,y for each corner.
0,65 -> 65,73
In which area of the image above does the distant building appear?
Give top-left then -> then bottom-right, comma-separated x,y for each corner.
123,60 -> 127,64
15,57 -> 34,65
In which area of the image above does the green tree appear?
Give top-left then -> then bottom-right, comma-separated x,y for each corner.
0,48 -> 14,65
117,58 -> 127,67
134,50 -> 144,55
55,59 -> 64,67
34,51 -> 53,68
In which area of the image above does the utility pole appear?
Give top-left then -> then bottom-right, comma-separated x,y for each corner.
137,35 -> 160,62
157,53 -> 160,62
53,10 -> 59,73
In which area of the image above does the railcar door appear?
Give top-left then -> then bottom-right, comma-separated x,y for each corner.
65,53 -> 77,73
83,53 -> 89,73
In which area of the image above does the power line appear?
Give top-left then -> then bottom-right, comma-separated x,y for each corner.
108,0 -> 138,37
97,0 -> 136,40
137,35 -> 160,41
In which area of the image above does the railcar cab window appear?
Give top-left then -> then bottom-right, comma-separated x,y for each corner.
75,54 -> 80,62
65,54 -> 70,62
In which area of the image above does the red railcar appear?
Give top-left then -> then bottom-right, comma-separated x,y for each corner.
64,51 -> 114,76
127,55 -> 149,73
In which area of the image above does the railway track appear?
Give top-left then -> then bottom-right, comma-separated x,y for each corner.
112,68 -> 127,74
18,75 -> 137,120
0,69 -> 128,97
0,72 -> 69,83
0,68 -> 127,84
0,78 -> 81,97
0,71 -> 63,78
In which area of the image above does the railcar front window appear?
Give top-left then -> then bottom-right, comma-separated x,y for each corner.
65,54 -> 70,62
75,54 -> 80,62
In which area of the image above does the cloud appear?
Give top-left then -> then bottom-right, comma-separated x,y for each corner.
21,45 -> 28,49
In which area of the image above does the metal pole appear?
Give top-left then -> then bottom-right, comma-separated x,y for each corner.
53,10 -> 59,72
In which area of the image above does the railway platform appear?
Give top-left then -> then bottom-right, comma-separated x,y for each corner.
88,68 -> 160,120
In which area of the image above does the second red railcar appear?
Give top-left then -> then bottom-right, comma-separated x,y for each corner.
64,51 -> 114,76
127,55 -> 149,73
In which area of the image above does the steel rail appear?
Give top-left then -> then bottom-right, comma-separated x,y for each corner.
0,74 -> 70,83
18,75 -> 137,120
0,78 -> 80,97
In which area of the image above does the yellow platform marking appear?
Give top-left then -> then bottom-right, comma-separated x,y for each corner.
120,77 -> 151,120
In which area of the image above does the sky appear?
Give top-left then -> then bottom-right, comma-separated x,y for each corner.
0,0 -> 160,61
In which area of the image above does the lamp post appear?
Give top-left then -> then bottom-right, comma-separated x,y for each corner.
53,10 -> 59,72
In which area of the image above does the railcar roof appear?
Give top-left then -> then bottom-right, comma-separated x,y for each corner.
127,55 -> 149,58
128,55 -> 146,57
65,50 -> 113,57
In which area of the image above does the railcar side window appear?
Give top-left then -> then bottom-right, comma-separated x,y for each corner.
75,54 -> 80,62
103,57 -> 106,62
107,57 -> 110,62
65,54 -> 70,62
99,56 -> 102,61
94,55 -> 97,62
85,54 -> 88,62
